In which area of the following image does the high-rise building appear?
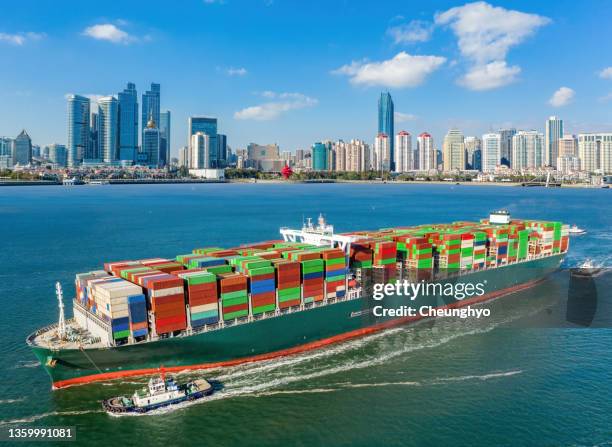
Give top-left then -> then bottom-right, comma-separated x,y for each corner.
442,129 -> 465,171
332,139 -> 370,172
217,133 -> 227,167
378,92 -> 394,170
159,110 -> 171,167
578,133 -> 612,173
498,128 -> 516,167
295,149 -> 305,163
416,132 -> 435,171
246,143 -> 284,171
188,117 -> 218,167
481,133 -> 501,172
394,131 -> 412,172
464,136 -> 482,170
512,131 -> 545,170
14,130 -> 32,165
545,116 -> 563,168
178,146 -> 189,168
142,83 -> 160,143
0,137 -> 14,169
32,145 -> 41,159
48,144 -> 67,167
312,142 -> 328,171
373,133 -> 391,172
118,82 -> 138,163
558,134 -> 578,158
190,132 -> 210,169
67,94 -> 90,167
143,115 -> 161,167
97,96 -> 119,163
89,112 -> 99,160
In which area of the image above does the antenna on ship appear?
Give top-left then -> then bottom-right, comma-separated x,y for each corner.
55,282 -> 66,339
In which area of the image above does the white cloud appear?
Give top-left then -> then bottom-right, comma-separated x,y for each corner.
436,2 -> 549,90
82,24 -> 135,44
459,61 -> 521,90
599,92 -> 612,102
234,92 -> 317,120
332,51 -> 445,88
227,67 -> 247,76
387,20 -> 433,44
0,32 -> 45,45
549,87 -> 575,107
395,112 -> 417,122
435,2 -> 550,64
599,67 -> 612,79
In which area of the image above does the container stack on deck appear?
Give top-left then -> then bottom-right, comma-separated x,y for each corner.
91,279 -> 143,341
140,274 -> 187,335
293,252 -> 325,304
244,259 -> 276,316
473,232 -> 487,268
321,248 -> 347,299
177,271 -> 219,327
127,294 -> 148,338
273,259 -> 301,309
436,233 -> 461,271
218,273 -> 249,320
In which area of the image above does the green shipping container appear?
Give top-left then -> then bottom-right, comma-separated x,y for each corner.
223,310 -> 248,320
113,329 -> 130,340
252,304 -> 276,315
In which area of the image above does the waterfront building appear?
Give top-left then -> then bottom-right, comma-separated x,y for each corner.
160,110 -> 171,167
48,144 -> 67,167
312,142 -> 328,171
188,117 -> 218,167
14,129 -> 32,165
557,155 -> 580,174
67,94 -> 90,167
217,133 -> 227,168
0,137 -> 14,168
118,82 -> 138,163
578,133 -> 612,173
499,128 -> 516,167
442,128 -> 465,171
481,133 -> 501,172
558,134 -> 578,158
246,143 -> 284,171
89,112 -> 99,160
97,96 -> 119,164
416,132 -> 435,171
378,92 -> 394,170
32,145 -> 41,159
143,115 -> 161,167
142,83 -> 160,142
295,149 -> 305,163
190,132 -> 210,169
512,131 -> 545,170
178,146 -> 188,168
373,133 -> 391,172
545,116 -> 563,168
394,131 -> 412,172
464,136 -> 482,171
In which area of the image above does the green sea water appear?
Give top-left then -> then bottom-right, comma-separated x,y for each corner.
0,183 -> 611,446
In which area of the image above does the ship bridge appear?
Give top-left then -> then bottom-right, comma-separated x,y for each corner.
280,214 -> 355,254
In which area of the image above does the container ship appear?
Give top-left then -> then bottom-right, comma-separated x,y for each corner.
28,212 -> 570,389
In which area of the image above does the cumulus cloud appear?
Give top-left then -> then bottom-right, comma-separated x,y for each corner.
387,20 -> 434,44
459,61 -> 521,90
227,67 -> 247,76
549,87 -> 575,107
0,32 -> 45,45
83,24 -> 135,44
332,52 -> 445,88
436,1 -> 549,90
599,67 -> 612,79
395,112 -> 417,122
234,92 -> 317,120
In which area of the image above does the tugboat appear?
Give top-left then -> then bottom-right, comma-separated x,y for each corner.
103,370 -> 213,414
568,224 -> 586,235
570,259 -> 603,278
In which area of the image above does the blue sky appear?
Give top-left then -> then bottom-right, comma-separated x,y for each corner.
1,0 -> 611,156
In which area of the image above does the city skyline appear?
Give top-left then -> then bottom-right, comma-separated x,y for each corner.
1,1 -> 611,155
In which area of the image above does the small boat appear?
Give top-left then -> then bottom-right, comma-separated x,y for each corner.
568,224 -> 586,235
103,371 -> 213,414
570,259 -> 603,278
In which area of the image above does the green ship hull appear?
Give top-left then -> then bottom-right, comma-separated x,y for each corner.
29,255 -> 563,388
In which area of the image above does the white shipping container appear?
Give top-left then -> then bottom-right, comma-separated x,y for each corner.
149,286 -> 184,298
191,303 -> 218,314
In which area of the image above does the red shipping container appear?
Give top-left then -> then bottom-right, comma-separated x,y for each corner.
251,295 -> 276,307
248,272 -> 275,281
279,299 -> 301,309
156,322 -> 186,334
155,314 -> 186,326
222,303 -> 248,313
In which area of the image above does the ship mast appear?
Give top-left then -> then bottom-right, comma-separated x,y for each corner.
56,282 -> 66,339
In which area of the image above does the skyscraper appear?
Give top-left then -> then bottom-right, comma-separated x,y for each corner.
14,130 -> 32,165
118,82 -> 138,163
545,116 -> 563,168
481,133 -> 501,172
374,133 -> 391,172
217,133 -> 227,167
48,144 -> 67,167
578,133 -> 612,173
416,132 -> 435,171
89,112 -> 99,160
464,136 -> 482,170
97,96 -> 119,163
394,131 -> 412,172
143,115 -> 161,167
142,83 -> 160,144
498,128 -> 516,167
188,117 -> 218,167
442,129 -> 465,171
67,94 -> 90,167
312,142 -> 328,171
512,131 -> 545,170
159,110 -> 171,167
378,92 -> 394,170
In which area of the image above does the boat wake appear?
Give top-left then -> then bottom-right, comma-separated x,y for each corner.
0,410 -> 103,426
0,397 -> 26,404
13,360 -> 40,369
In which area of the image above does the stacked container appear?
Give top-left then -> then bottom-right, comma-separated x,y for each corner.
177,271 -> 219,327
218,272 -> 249,320
273,259 -> 301,309
127,294 -> 148,338
437,234 -> 461,270
473,231 -> 487,267
321,248 -> 347,299
300,258 -> 325,303
140,273 -> 187,335
459,233 -> 474,270
75,270 -> 109,307
91,279 -> 143,340
247,265 -> 277,315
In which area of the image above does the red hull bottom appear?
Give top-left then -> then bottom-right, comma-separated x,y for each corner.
53,278 -> 544,389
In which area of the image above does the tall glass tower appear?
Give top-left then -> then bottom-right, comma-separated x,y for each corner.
67,94 -> 90,167
118,82 -> 138,163
142,83 -> 160,144
188,117 -> 218,167
159,110 -> 171,167
545,116 -> 563,168
378,92 -> 394,170
98,96 -> 119,163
